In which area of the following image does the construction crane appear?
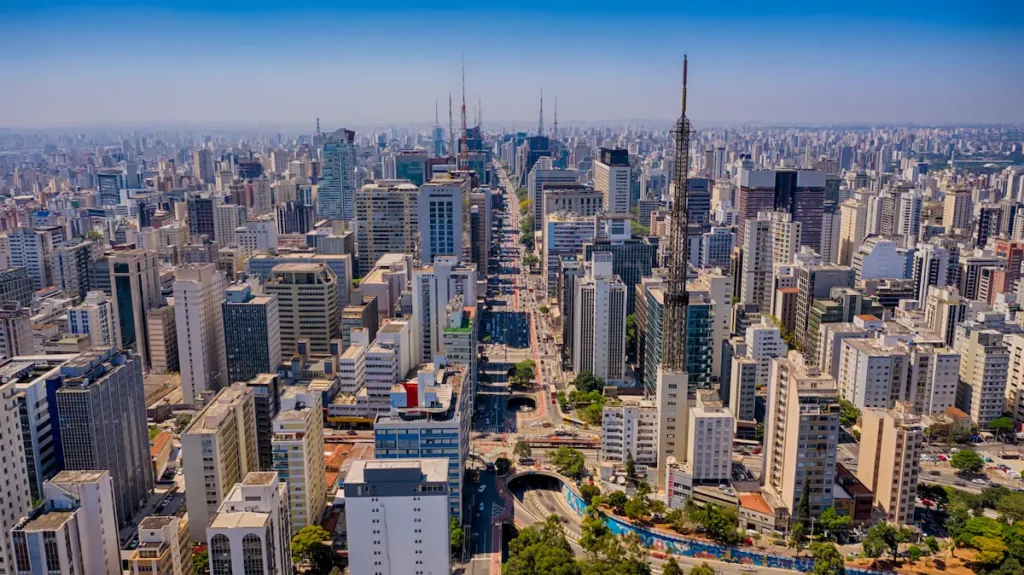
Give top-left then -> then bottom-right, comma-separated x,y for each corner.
661,56 -> 692,375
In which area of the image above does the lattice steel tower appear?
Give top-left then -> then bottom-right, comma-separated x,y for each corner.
661,56 -> 692,374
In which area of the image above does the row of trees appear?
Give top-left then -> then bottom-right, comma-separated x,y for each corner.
508,360 -> 536,387
504,514 -> 657,575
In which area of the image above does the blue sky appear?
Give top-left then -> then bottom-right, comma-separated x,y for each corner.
1,1 -> 1022,128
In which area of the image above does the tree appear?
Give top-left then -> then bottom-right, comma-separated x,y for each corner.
606,491 -> 628,514
626,314 -> 638,358
818,507 -> 852,540
450,517 -> 465,556
579,512 -> 611,553
950,449 -> 985,474
572,371 -> 605,394
925,536 -> 940,555
495,456 -> 512,475
631,222 -> 651,237
971,536 -> 1009,568
539,305 -> 549,314
580,403 -> 604,425
907,545 -> 922,562
513,440 -> 533,461
173,413 -> 193,433
861,533 -> 886,565
579,483 -> 600,505
624,495 -> 648,521
811,542 -> 846,575
997,492 -> 1024,523
864,522 -> 913,561
504,516 -> 580,575
291,525 -> 333,572
838,399 -> 860,427
549,446 -> 586,478
624,451 -> 637,479
945,502 -> 970,556
519,199 -> 532,216
789,522 -> 809,553
86,230 -> 104,241
662,557 -> 683,575
688,563 -> 716,575
755,421 -> 764,441
989,416 -> 1015,436
797,483 -> 812,524
192,547 -> 210,575
649,499 -> 666,516
511,360 -> 536,387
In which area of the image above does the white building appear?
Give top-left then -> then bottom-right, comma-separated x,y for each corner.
741,211 -> 800,311
601,400 -> 658,467
745,319 -> 787,391
544,213 -> 596,295
235,217 -> 279,256
271,388 -> 327,530
6,226 -> 63,290
686,392 -> 735,482
528,158 -> 580,233
67,290 -> 120,349
0,375 -> 38,575
40,470 -> 121,575
173,264 -> 228,404
214,203 -> 248,247
207,472 -> 292,575
594,148 -> 631,215
343,459 -> 451,575
572,253 -> 627,384
852,237 -> 907,281
896,190 -> 923,239
957,330 -> 1009,426
411,256 -> 477,364
417,177 -> 470,266
318,128 -> 356,221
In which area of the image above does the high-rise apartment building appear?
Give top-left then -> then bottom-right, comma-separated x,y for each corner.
837,200 -> 867,266
0,372 -> 34,575
740,211 -> 800,311
67,291 -> 120,349
146,306 -> 178,374
7,226 -> 64,290
264,262 -> 339,356
214,203 -> 247,247
271,388 -> 327,530
601,400 -> 658,466
223,285 -> 281,383
594,148 -> 631,215
583,216 -> 660,314
245,374 -> 281,472
206,472 -> 292,575
194,148 -> 216,184
794,264 -> 855,350
528,158 -> 580,232
56,350 -> 153,528
943,189 -> 972,232
31,470 -> 121,575
181,385 -> 259,541
912,243 -> 951,301
412,256 -> 477,364
418,177 -> 470,266
0,267 -> 33,307
925,285 -> 967,347
686,391 -> 735,483
109,250 -> 162,367
318,128 -> 356,221
572,254 -> 627,384
344,459 -> 451,575
957,330 -> 1009,426
857,404 -> 924,525
354,179 -> 419,272
174,264 -> 228,404
0,303 -> 31,360
544,213 -> 596,295
763,352 -> 840,518
53,239 -> 102,300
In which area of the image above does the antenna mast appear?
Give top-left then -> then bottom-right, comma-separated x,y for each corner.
553,97 -> 558,142
448,93 -> 455,165
662,55 -> 692,374
459,56 -> 469,166
538,88 -> 544,136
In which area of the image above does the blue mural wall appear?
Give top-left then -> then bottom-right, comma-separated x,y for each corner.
561,483 -> 888,575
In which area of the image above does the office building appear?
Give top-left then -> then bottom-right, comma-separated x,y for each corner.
129,516 -> 193,575
344,459 -> 450,575
0,303 -> 31,360
277,201 -> 316,235
572,254 -> 627,384
147,306 -> 178,375
174,265 -> 228,404
583,216 -> 659,314
943,190 -> 972,232
0,268 -> 33,308
700,227 -> 735,270
355,180 -> 419,272
441,297 -> 478,388
67,291 -> 120,349
469,191 -> 492,276
206,472 -> 291,575
4,358 -> 70,500
245,374 -> 281,472
271,388 -> 327,530
181,385 -> 259,541
247,253 -> 352,312
740,211 -> 800,312
373,361 -> 471,521
341,297 -> 379,349
529,159 -> 580,231
912,243 -> 951,301
418,177 -> 470,266
540,183 -> 601,234
235,218 -> 279,256
7,226 -> 64,291
53,240 -> 102,300
763,352 -> 840,517
601,400 -> 658,467
857,404 -> 924,525
544,213 -> 596,295
264,263 -> 339,356
794,264 -> 855,350
594,148 -> 631,215
214,203 -> 248,247
187,195 -> 217,240
56,350 -> 153,528
194,148 -> 216,184
223,285 -> 282,383
852,237 -> 907,281
957,330 -> 1008,426
394,149 -> 428,185
109,250 -> 162,367
736,168 -> 825,249
318,128 -> 356,221
412,256 -> 477,363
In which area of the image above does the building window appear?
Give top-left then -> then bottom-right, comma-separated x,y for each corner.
242,534 -> 265,575
210,534 -> 233,575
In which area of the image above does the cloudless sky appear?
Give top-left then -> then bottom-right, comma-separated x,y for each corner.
1,1 -> 1022,128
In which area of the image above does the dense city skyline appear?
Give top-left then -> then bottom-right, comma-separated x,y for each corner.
2,2 -> 1022,127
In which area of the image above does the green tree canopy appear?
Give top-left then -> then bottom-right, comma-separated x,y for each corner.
950,449 -> 985,474
579,483 -> 601,505
989,416 -> 1015,434
450,517 -> 465,556
863,522 -> 913,561
291,525 -> 333,572
811,542 -> 846,575
818,507 -> 852,539
572,371 -> 605,394
662,557 -> 683,575
838,399 -> 860,427
606,491 -> 628,514
504,516 -> 581,575
549,446 -> 586,478
513,440 -> 533,460
688,563 -> 716,575
997,492 -> 1024,523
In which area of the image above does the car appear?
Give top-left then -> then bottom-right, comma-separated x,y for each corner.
929,470 -> 941,476
972,478 -> 988,485
954,480 -> 966,486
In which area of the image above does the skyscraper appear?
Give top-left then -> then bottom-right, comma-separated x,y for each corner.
318,128 -> 356,221
109,250 -> 162,367
194,148 -> 216,185
56,350 -> 153,528
223,284 -> 281,384
271,388 -> 326,530
572,253 -> 627,384
412,255 -> 477,364
0,370 -> 34,575
740,211 -> 800,312
187,195 -> 217,240
736,168 -> 825,249
857,404 -> 924,525
67,291 -> 120,349
354,180 -> 419,271
418,177 -> 470,266
264,263 -> 339,356
173,265 -> 229,404
594,148 -> 631,215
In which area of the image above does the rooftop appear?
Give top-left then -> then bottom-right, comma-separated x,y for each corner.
50,470 -> 108,484
139,516 -> 177,530
738,492 -> 774,515
17,511 -> 76,532
243,472 -> 279,486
